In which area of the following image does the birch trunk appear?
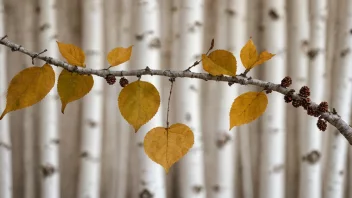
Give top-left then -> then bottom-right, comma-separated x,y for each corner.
175,0 -> 206,197
259,0 -> 286,197
22,2 -> 36,197
325,0 -> 352,197
102,0 -> 120,197
247,1 -> 263,197
298,0 -> 326,198
227,1 -> 254,197
115,0 -> 132,197
38,0 -> 60,197
210,1 -> 235,197
287,1 -> 309,198
0,1 -> 12,197
132,0 -> 166,197
77,0 -> 104,197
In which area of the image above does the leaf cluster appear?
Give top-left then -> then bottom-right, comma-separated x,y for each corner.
0,39 -> 274,172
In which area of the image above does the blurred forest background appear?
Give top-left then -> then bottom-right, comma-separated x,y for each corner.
1,0 -> 352,198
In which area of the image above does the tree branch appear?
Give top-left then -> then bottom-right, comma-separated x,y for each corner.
1,36 -> 352,145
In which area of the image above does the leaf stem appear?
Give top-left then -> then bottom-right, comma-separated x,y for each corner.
166,78 -> 175,129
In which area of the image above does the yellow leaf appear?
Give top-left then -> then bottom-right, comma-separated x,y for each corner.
240,39 -> 275,69
107,46 -> 133,67
118,80 -> 160,132
202,49 -> 237,76
0,64 -> 55,119
144,123 -> 194,173
240,39 -> 258,69
56,41 -> 86,67
253,51 -> 275,66
229,91 -> 268,129
57,69 -> 94,113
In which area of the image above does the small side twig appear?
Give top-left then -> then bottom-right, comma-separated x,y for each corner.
166,77 -> 176,129
184,38 -> 215,72
0,35 -> 7,41
32,49 -> 47,64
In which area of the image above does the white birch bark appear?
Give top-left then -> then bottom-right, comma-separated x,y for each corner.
210,1 -> 235,197
287,1 -> 309,198
175,0 -> 206,197
247,1 -> 263,197
102,0 -> 120,197
115,0 -> 132,197
131,0 -> 166,197
298,0 -> 326,198
259,0 -> 286,197
77,1 -> 104,197
0,1 -> 12,197
38,0 -> 60,197
22,2 -> 36,198
227,1 -> 254,198
324,0 -> 352,197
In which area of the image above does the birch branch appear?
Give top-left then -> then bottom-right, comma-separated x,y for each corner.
1,36 -> 352,145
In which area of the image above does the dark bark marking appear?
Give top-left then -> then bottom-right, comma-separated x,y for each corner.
340,48 -> 350,57
88,120 -> 97,128
39,23 -> 50,31
212,185 -> 220,192
192,185 -> 203,193
268,9 -> 279,20
189,85 -> 197,92
225,9 -> 236,16
149,38 -> 161,48
302,150 -> 321,164
216,132 -> 231,148
136,34 -> 144,41
139,189 -> 153,198
41,164 -> 56,178
307,49 -> 319,60
0,142 -> 11,150
272,164 -> 285,173
51,139 -> 60,144
185,113 -> 192,122
80,151 -> 89,158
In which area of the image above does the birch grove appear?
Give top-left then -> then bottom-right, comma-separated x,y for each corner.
2,0 -> 352,197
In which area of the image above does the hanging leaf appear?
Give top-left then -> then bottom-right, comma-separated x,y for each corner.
240,39 -> 275,69
0,64 -> 55,119
144,123 -> 194,173
202,49 -> 237,76
57,69 -> 94,113
107,46 -> 133,67
229,91 -> 268,129
56,41 -> 86,67
118,80 -> 160,132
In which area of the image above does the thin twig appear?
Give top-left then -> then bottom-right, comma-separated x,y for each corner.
1,36 -> 352,145
184,38 -> 214,72
32,49 -> 47,64
166,78 -> 175,129
0,35 -> 7,41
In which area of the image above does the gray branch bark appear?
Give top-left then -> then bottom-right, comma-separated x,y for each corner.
1,36 -> 352,145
